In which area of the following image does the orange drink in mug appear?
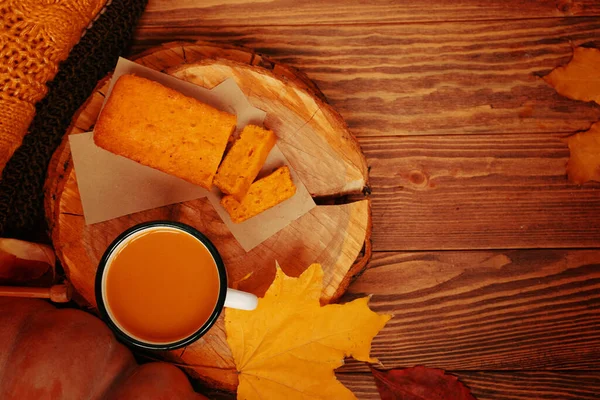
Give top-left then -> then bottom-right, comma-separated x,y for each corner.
95,221 -> 257,350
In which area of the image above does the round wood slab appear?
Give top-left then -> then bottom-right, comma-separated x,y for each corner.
44,42 -> 371,390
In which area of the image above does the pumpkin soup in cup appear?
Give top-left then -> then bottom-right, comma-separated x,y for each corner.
95,221 -> 257,350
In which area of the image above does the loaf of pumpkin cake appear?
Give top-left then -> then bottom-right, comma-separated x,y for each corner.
214,125 -> 276,200
221,166 -> 296,223
94,74 -> 237,189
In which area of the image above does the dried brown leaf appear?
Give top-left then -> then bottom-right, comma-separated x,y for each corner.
371,366 -> 476,400
565,122 -> 600,184
544,47 -> 600,104
0,239 -> 56,284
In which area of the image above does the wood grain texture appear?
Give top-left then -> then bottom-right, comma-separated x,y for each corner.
140,0 -> 600,27
44,43 -> 372,391
460,371 -> 600,400
133,18 -> 600,137
364,134 -> 600,250
339,250 -> 600,371
336,371 -> 600,400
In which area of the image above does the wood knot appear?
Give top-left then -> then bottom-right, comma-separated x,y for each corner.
408,170 -> 428,187
555,0 -> 575,14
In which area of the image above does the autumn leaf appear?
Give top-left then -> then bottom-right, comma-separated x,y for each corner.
371,366 -> 476,400
225,264 -> 391,400
564,121 -> 600,184
544,47 -> 600,104
543,47 -> 600,184
0,238 -> 56,285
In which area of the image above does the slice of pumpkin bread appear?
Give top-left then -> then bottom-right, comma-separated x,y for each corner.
214,124 -> 276,200
221,166 -> 296,223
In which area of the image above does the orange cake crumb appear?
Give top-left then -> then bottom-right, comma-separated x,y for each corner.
221,166 -> 296,223
94,74 -> 237,189
214,125 -> 276,200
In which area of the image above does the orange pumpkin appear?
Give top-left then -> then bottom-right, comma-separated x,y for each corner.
0,298 -> 207,399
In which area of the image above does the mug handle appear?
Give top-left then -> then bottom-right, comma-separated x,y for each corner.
224,288 -> 258,311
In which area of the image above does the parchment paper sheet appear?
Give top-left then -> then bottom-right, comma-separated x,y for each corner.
70,58 -> 315,251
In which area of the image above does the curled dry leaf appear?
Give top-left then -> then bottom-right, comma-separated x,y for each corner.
225,264 -> 391,400
0,238 -> 56,285
565,122 -> 600,184
371,366 -> 476,400
543,47 -> 600,104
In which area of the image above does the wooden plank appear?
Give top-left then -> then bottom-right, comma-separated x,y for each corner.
339,250 -> 600,371
336,371 -> 600,400
140,0 -> 600,27
336,373 -> 379,400
133,18 -> 600,137
461,371 -> 600,400
363,134 -> 600,250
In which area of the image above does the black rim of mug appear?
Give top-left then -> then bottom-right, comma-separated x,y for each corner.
95,220 -> 228,350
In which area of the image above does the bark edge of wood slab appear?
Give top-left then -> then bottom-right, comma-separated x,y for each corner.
44,41 -> 371,391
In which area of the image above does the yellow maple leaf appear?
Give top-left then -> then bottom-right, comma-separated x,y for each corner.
544,47 -> 600,105
225,264 -> 391,400
565,122 -> 600,184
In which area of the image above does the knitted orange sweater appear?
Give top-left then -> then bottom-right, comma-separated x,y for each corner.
0,0 -> 106,174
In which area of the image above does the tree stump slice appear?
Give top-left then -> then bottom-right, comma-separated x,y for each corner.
44,42 -> 371,391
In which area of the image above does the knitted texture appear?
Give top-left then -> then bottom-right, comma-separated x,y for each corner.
0,0 -> 107,174
0,0 -> 148,238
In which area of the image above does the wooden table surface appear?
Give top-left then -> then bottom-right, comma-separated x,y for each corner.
132,1 -> 600,398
